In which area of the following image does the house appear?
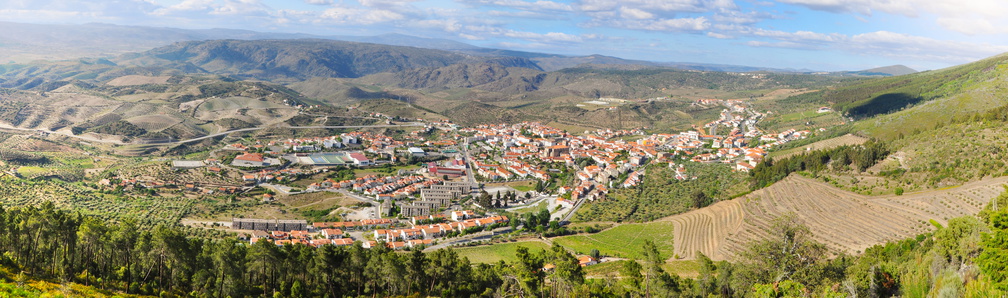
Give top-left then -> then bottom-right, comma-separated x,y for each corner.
347,152 -> 372,166
331,238 -> 355,246
578,256 -> 598,267
450,210 -> 474,221
232,153 -> 268,167
386,241 -> 408,250
321,228 -> 343,239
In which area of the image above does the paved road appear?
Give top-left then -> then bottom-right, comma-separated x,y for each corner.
0,122 -> 425,146
423,227 -> 512,251
560,197 -> 586,224
170,123 -> 425,144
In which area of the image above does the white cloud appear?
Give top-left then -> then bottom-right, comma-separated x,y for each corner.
322,6 -> 404,24
737,26 -> 1008,65
210,0 -> 269,16
579,0 -> 735,13
358,0 -> 422,7
470,0 -> 574,12
601,16 -> 711,32
778,0 -> 1008,34
619,7 -> 654,20
936,17 -> 1008,35
304,0 -> 333,5
707,32 -> 733,39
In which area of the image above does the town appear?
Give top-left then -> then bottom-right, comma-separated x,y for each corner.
136,99 -> 814,254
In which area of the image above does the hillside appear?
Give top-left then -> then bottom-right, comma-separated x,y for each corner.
0,75 -> 312,146
784,53 -> 1008,122
117,39 -> 543,82
661,174 -> 1007,261
859,65 -> 918,76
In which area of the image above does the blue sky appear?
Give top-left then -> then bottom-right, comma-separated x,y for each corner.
2,0 -> 1007,71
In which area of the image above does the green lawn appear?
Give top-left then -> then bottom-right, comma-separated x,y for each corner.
454,241 -> 552,264
553,221 -> 675,260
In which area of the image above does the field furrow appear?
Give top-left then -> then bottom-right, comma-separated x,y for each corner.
664,174 -> 1008,261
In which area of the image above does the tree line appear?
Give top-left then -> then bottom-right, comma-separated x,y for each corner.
6,193 -> 1008,297
749,140 -> 890,190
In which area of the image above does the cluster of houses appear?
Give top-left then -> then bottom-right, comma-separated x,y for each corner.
241,167 -> 309,184
461,122 -> 659,203
324,174 -> 442,199
239,212 -> 508,250
371,213 -> 508,249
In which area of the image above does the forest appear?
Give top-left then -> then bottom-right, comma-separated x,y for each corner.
749,140 -> 890,190
574,163 -> 748,223
5,187 -> 1008,297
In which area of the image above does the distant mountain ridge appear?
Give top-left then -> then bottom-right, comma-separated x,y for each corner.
1,21 -> 854,73
118,39 -> 542,81
859,65 -> 918,76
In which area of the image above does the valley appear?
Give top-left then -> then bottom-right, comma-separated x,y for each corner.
0,31 -> 1007,297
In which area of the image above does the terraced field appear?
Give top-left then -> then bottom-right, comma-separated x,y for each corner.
771,134 -> 868,159
659,174 -> 1008,261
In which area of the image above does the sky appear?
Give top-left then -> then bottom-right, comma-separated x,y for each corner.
2,0 -> 1008,71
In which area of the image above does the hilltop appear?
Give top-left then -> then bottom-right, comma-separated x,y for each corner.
859,65 -> 918,76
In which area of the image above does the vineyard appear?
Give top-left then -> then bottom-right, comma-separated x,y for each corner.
660,174 -> 1008,261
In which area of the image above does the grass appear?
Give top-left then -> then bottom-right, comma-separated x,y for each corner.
0,266 -> 144,297
454,240 -> 552,264
544,121 -> 596,135
664,260 -> 702,278
509,201 -> 548,214
769,134 -> 868,159
15,166 -> 48,177
553,221 -> 676,260
485,180 -> 535,192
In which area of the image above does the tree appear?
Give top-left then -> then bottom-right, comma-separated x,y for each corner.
738,213 -> 828,289
979,211 -> 1008,291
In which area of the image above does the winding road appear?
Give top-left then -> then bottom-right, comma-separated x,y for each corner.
168,123 -> 426,144
0,122 -> 425,146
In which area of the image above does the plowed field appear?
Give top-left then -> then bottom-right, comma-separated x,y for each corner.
658,174 -> 1008,261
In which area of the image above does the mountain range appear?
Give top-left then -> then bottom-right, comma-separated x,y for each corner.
0,21 -> 910,75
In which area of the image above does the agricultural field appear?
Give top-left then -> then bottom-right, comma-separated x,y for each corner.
660,174 -> 1008,261
656,199 -> 744,261
0,177 -> 192,227
553,221 -> 675,260
454,240 -> 552,264
771,134 -> 868,159
104,75 -> 172,86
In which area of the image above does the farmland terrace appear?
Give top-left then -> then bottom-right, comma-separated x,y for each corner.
660,174 -> 1008,261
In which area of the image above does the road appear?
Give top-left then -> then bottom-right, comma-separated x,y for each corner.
560,197 -> 587,224
170,123 -> 425,144
0,122 -> 424,146
423,227 -> 512,251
